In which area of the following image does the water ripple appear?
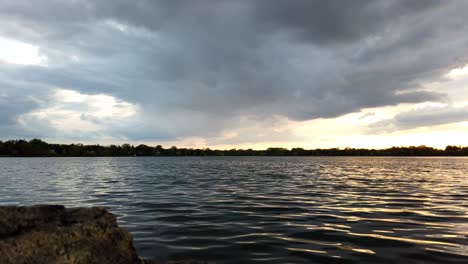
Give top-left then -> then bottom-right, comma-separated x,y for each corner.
1,156 -> 467,263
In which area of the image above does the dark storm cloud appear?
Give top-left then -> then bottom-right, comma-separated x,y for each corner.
0,0 -> 467,141
252,0 -> 442,44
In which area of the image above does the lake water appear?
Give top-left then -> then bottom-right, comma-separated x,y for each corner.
1,157 -> 467,263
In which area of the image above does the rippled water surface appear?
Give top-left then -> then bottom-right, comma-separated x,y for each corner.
1,157 -> 467,263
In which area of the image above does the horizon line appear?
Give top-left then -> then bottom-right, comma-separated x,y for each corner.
2,139 -> 467,152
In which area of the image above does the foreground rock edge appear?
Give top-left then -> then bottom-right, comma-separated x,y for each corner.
0,205 -> 204,264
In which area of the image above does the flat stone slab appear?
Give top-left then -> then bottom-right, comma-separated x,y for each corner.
0,205 -> 143,264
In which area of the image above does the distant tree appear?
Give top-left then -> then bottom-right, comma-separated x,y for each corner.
135,144 -> 154,156
155,145 -> 164,156
0,139 -> 466,157
445,146 -> 462,156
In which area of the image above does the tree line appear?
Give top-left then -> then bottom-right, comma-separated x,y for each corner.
1,139 -> 467,157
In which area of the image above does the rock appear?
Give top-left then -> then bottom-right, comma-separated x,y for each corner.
0,205 -> 144,264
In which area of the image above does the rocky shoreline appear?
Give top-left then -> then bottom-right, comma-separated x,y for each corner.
0,205 -> 202,264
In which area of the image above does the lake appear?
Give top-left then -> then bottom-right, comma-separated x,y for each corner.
1,157 -> 467,263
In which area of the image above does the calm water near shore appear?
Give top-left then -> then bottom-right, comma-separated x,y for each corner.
1,157 -> 467,263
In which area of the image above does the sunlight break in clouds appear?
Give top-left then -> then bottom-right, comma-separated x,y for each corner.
1,1 -> 468,148
52,89 -> 138,119
18,89 -> 139,140
0,36 -> 48,66
447,64 -> 468,80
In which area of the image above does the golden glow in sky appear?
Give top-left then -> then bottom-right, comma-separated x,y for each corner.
1,0 -> 468,149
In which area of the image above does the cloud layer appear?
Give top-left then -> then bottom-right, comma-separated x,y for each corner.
1,1 -> 468,145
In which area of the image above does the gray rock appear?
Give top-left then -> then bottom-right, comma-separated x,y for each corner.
0,205 -> 144,264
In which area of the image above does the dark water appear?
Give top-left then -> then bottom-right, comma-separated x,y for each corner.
1,157 -> 467,263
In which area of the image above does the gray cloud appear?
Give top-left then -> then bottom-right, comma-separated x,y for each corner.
252,0 -> 443,45
1,0 -> 467,142
371,105 -> 468,132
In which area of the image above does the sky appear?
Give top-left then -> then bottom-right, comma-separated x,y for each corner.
1,0 -> 468,149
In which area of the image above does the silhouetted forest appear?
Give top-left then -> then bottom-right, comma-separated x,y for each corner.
1,139 -> 467,157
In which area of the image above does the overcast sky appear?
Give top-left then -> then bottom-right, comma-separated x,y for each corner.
1,0 -> 468,149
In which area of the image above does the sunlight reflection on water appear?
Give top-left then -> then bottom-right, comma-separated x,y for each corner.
1,157 -> 467,263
